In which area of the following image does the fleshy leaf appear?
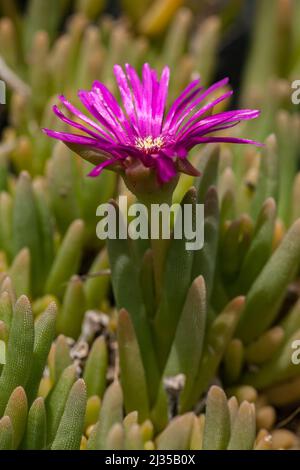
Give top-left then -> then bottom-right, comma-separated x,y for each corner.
117,309 -> 150,422
202,386 -> 230,450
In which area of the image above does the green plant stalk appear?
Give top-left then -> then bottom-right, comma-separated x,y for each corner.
0,296 -> 34,415
138,188 -> 174,304
0,416 -> 13,450
22,397 -> 47,450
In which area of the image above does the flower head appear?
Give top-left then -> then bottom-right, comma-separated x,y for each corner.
43,63 -> 261,185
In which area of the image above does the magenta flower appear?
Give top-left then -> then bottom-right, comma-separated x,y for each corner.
43,63 -> 261,184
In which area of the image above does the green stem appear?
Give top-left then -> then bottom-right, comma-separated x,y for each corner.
140,191 -> 173,305
150,237 -> 169,303
123,166 -> 179,304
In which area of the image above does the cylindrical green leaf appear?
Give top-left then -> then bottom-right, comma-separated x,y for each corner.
45,364 -> 77,444
22,397 -> 47,450
87,380 -> 123,450
46,143 -> 81,233
83,336 -> 108,399
51,379 -> 87,450
251,135 -> 278,219
4,386 -> 28,449
84,395 -> 101,430
190,296 -> 244,406
107,202 -> 159,400
26,302 -> 57,403
156,413 -> 194,450
0,295 -> 34,415
154,188 -> 198,369
245,326 -> 284,365
76,0 -> 106,23
140,249 -> 156,319
0,416 -> 13,450
118,309 -> 149,421
81,160 -> 116,243
105,423 -> 125,450
238,197 -> 276,293
0,291 -> 13,331
243,329 -> 300,389
124,423 -> 144,450
0,276 -> 16,305
8,248 -> 31,297
51,334 -> 72,383
202,386 -> 230,450
84,249 -> 110,310
33,178 -> 55,284
237,219 -> 300,343
45,219 -> 85,298
192,186 -> 219,302
195,145 -> 220,203
0,192 -> 13,260
12,172 -> 44,296
224,339 -> 244,384
57,275 -> 86,339
227,402 -> 256,450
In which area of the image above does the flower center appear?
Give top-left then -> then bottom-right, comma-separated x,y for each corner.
135,136 -> 164,153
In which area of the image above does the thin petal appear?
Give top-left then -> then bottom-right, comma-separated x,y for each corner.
187,136 -> 264,148
81,89 -> 128,144
52,105 -> 108,141
167,78 -> 230,135
114,64 -> 138,129
141,63 -> 153,136
92,81 -> 136,141
152,66 -> 170,136
125,63 -> 143,110
163,78 -> 201,130
58,95 -> 114,142
175,90 -> 233,138
179,109 -> 260,142
42,128 -> 104,146
42,129 -> 124,163
164,86 -> 204,133
78,90 -> 122,141
88,158 -> 120,177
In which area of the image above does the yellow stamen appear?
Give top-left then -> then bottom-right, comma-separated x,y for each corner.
135,136 -> 164,152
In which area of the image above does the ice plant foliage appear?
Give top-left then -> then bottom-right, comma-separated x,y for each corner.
43,64 -> 261,184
